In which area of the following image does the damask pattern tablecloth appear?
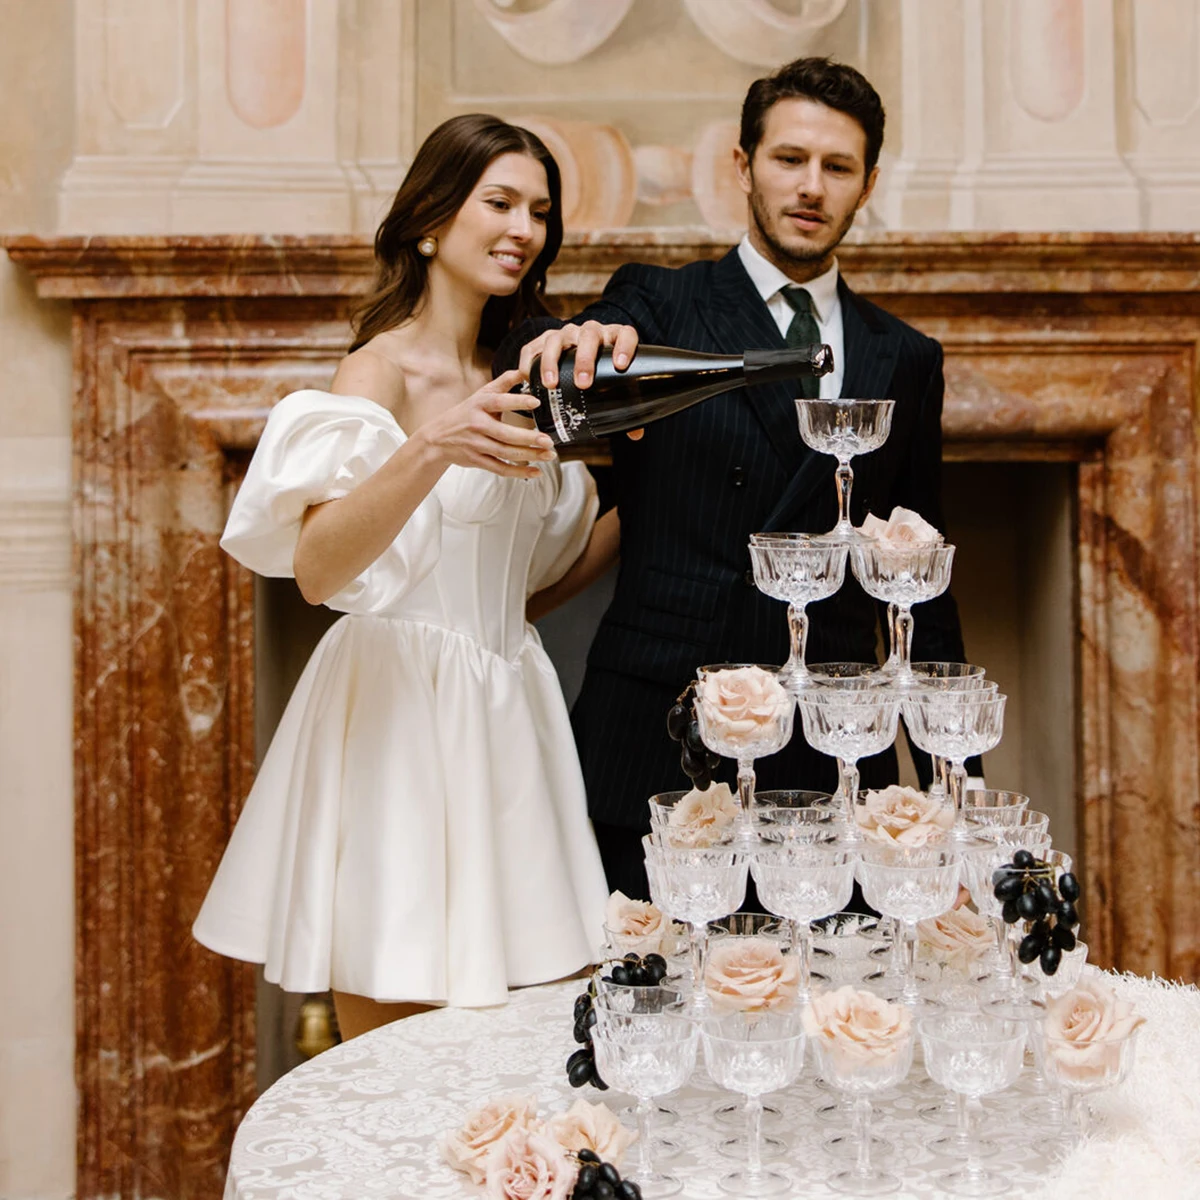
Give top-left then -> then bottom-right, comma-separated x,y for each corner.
225,970 -> 1200,1200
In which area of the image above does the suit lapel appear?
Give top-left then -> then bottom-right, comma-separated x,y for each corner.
838,278 -> 899,401
760,278 -> 900,531
696,251 -> 808,474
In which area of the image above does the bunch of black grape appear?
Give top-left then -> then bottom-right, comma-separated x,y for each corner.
992,849 -> 1081,976
565,953 -> 670,1091
666,683 -> 721,791
570,1149 -> 643,1200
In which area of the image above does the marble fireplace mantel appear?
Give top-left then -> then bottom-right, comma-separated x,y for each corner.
5,230 -> 1200,1200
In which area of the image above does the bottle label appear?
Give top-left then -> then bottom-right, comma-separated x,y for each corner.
546,386 -> 588,444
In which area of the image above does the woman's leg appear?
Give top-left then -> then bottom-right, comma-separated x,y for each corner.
332,991 -> 434,1041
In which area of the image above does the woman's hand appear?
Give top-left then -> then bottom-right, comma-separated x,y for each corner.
412,369 -> 556,479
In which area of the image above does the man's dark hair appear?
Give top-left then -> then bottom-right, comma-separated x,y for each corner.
740,57 -> 886,177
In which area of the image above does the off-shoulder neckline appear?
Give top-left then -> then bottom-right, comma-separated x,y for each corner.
291,388 -> 409,437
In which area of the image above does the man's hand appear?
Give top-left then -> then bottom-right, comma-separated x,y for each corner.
518,320 -> 640,390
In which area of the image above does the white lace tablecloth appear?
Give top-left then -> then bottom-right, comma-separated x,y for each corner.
225,969 -> 1200,1200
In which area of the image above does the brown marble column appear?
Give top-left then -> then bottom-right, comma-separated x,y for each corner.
4,231 -> 1200,1198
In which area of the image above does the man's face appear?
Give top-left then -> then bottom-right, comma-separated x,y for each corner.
734,97 -> 877,280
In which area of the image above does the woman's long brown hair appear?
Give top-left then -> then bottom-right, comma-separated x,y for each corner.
350,114 -> 563,353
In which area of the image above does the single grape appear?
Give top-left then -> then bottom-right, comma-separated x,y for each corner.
993,873 -> 1023,902
1017,890 -> 1043,921
1013,849 -> 1035,869
1057,900 -> 1079,928
684,721 -> 705,754
593,1182 -> 615,1200
1017,933 -> 1042,964
679,742 -> 705,779
643,953 -> 667,972
691,772 -> 712,792
1040,943 -> 1062,975
577,1149 -> 601,1165
574,993 -> 591,1022
623,952 -> 641,964
1051,922 -> 1077,952
583,1007 -> 597,1030
568,1052 -> 595,1088
576,1164 -> 598,1193
573,1020 -> 589,1045
1036,881 -> 1058,912
599,1163 -> 621,1188
645,960 -> 667,984
1059,872 -> 1080,902
666,704 -> 689,742
610,964 -> 632,986
1001,898 -> 1020,925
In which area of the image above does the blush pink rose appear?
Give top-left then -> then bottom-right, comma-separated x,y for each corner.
442,1093 -> 542,1184
697,666 -> 790,746
1042,978 -> 1145,1084
604,890 -> 681,956
802,985 -> 913,1067
484,1129 -> 578,1200
859,506 -> 942,548
547,1099 -> 636,1167
856,785 -> 954,848
917,908 -> 993,972
705,936 -> 799,1012
667,782 -> 738,847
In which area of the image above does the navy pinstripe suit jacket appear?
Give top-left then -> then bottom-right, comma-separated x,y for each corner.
499,248 -> 970,830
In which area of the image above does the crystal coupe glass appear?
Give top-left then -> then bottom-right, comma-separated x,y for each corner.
642,832 -> 748,1013
751,838 -> 858,1004
919,1012 -> 1026,1196
695,664 -> 795,838
592,991 -> 698,1199
902,690 -> 1006,833
850,541 -> 956,687
748,533 -> 849,690
857,844 -> 962,1012
810,1005 -> 915,1195
703,1009 -> 807,1196
960,826 -> 1051,1010
796,398 -> 895,540
795,686 -> 900,839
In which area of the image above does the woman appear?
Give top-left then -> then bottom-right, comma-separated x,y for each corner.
193,114 -> 615,1040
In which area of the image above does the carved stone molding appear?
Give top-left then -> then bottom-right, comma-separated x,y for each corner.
4,230 -> 1200,1197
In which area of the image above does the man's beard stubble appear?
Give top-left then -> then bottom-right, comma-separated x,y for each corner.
749,183 -> 861,269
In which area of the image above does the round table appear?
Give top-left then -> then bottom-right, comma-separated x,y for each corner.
225,970 -> 1200,1199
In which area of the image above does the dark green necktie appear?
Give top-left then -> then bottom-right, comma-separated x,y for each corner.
781,285 -> 821,399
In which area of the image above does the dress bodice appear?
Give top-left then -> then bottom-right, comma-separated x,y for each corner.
220,390 -> 597,661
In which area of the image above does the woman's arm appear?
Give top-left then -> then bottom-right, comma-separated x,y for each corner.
293,354 -> 550,605
526,507 -> 620,623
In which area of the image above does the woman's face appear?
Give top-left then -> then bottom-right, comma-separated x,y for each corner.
434,152 -> 551,297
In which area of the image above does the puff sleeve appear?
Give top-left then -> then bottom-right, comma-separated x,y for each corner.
220,390 -> 442,614
527,460 -> 599,596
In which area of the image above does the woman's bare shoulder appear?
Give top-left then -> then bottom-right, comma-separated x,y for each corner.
331,342 -> 407,408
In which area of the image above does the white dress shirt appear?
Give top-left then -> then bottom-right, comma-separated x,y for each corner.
737,235 -> 844,400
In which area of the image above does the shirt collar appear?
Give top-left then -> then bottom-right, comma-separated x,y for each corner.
737,234 -> 840,324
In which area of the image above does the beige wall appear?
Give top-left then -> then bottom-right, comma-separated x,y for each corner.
1,1 -> 1195,1192
0,2 -> 75,1196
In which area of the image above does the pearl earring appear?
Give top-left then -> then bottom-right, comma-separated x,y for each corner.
417,236 -> 438,257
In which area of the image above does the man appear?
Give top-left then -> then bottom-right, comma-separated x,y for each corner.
500,58 -> 970,898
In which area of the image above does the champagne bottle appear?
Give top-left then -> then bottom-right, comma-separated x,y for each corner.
521,343 -> 834,445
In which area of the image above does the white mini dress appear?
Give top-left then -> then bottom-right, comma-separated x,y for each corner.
192,390 -> 609,1007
